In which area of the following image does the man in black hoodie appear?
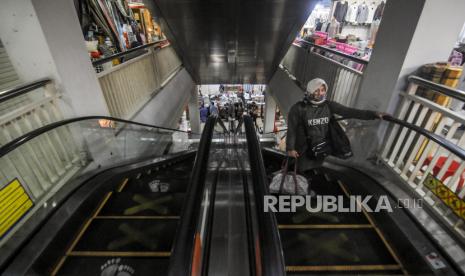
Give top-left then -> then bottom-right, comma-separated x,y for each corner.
286,78 -> 386,173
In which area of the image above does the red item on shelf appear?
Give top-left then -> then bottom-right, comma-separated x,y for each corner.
90,51 -> 100,58
423,156 -> 464,192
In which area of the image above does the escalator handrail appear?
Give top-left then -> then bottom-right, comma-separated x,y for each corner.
263,115 -> 465,160
243,115 -> 286,276
0,78 -> 52,104
168,115 -> 216,276
91,39 -> 167,66
383,115 -> 465,160
0,115 -> 195,158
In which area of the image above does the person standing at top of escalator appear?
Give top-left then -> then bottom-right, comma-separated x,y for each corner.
286,78 -> 387,174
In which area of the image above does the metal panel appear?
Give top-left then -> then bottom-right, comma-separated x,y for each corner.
153,0 -> 317,84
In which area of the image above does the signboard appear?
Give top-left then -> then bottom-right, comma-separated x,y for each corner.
424,174 -> 465,220
0,179 -> 34,239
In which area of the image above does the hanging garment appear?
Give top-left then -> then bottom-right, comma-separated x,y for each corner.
373,1 -> 385,21
366,3 -> 377,24
328,20 -> 340,38
356,3 -> 369,23
345,3 -> 358,23
333,1 -> 349,23
322,22 -> 330,33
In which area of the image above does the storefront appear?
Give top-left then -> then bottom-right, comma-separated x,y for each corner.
299,0 -> 387,61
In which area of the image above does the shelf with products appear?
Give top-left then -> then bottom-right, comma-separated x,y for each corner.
77,0 -> 166,68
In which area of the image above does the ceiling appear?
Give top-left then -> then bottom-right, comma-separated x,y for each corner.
152,0 -> 316,84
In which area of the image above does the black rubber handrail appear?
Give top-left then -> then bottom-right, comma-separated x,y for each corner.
264,115 -> 465,160
408,75 -> 465,102
0,116 -> 194,158
92,40 -> 167,66
243,115 -> 286,276
0,78 -> 52,104
168,115 -> 216,276
382,115 -> 465,160
295,38 -> 369,65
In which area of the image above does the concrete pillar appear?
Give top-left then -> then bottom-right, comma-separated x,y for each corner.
263,90 -> 277,133
355,0 -> 465,114
188,87 -> 201,134
0,0 -> 109,117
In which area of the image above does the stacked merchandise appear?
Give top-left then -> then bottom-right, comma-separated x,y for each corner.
78,0 -> 144,52
129,3 -> 164,43
77,0 -> 163,66
418,62 -> 463,106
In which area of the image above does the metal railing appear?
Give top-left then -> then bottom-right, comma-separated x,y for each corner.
0,79 -> 79,200
96,44 -> 182,119
243,115 -> 286,276
380,75 -> 465,236
281,41 -> 365,107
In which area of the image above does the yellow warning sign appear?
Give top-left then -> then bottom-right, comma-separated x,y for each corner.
424,174 -> 465,220
0,179 -> 34,239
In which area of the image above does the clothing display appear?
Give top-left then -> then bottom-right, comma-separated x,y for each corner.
355,3 -> 369,23
373,1 -> 385,21
345,2 -> 358,23
333,1 -> 349,23
366,2 -> 377,24
322,22 -> 331,33
328,19 -> 340,38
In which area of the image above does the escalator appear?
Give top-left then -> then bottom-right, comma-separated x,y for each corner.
50,158 -> 195,275
262,156 -> 406,275
0,116 -> 216,276
243,115 -> 462,276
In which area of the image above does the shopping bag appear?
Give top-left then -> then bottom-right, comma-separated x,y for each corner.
269,158 -> 308,195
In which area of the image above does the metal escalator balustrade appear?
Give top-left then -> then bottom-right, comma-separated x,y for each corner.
0,116 -> 200,273
380,76 -> 465,240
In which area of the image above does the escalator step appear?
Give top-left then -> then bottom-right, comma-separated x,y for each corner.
286,266 -> 405,276
280,228 -> 397,267
54,256 -> 169,276
72,219 -> 178,252
98,192 -> 185,216
275,203 -> 369,225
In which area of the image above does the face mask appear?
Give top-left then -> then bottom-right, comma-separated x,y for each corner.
310,92 -> 326,102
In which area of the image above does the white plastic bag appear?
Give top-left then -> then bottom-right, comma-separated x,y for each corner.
269,158 -> 308,195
